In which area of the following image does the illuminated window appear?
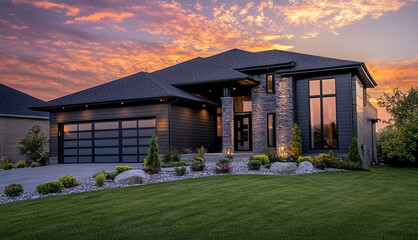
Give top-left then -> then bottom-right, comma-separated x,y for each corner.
267,114 -> 276,147
266,74 -> 274,93
309,79 -> 337,149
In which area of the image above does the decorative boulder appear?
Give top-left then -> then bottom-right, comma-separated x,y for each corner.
114,170 -> 150,185
270,162 -> 297,175
297,161 -> 314,174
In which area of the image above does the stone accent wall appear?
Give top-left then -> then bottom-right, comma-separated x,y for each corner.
221,97 -> 234,153
250,73 -> 277,152
275,76 -> 294,157
0,116 -> 50,163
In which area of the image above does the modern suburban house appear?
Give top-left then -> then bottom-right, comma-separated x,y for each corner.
0,83 -> 50,162
32,49 -> 378,166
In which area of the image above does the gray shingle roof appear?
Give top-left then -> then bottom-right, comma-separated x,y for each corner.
257,49 -> 363,73
36,72 -> 212,108
151,57 -> 248,85
0,83 -> 49,117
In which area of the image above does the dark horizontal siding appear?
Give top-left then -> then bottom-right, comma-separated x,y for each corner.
295,73 -> 352,154
170,104 -> 215,150
50,104 -> 169,159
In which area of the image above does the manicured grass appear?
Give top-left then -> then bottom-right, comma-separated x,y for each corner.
1,166 -> 417,240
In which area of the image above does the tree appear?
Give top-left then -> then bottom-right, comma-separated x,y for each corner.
377,87 -> 417,166
348,138 -> 363,168
289,123 -> 302,159
18,124 -> 49,165
144,135 -> 161,169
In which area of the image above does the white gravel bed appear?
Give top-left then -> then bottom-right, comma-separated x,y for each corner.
0,162 -> 344,204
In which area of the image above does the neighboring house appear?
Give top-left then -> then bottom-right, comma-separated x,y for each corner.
32,49 -> 378,166
0,83 -> 50,162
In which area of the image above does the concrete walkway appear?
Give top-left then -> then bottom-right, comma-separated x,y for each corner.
0,152 -> 259,193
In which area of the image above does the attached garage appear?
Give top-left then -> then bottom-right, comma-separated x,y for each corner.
61,118 -> 156,163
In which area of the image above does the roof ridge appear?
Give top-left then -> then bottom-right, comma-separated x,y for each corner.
259,49 -> 363,64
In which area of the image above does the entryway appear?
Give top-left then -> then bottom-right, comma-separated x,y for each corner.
234,115 -> 252,151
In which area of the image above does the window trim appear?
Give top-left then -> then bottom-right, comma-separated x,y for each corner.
308,78 -> 339,150
267,113 -> 276,147
266,74 -> 275,93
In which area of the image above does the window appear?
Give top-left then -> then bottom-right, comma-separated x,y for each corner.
309,79 -> 337,149
267,114 -> 276,147
266,74 -> 274,93
234,95 -> 252,113
216,108 -> 222,137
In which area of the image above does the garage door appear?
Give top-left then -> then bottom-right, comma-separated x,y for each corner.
62,118 -> 156,163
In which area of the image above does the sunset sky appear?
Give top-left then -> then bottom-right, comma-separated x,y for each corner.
0,0 -> 417,129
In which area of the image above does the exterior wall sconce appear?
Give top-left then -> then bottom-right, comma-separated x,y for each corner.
160,99 -> 163,102
85,105 -> 88,108
202,104 -> 206,108
121,102 -> 124,105
232,87 -> 236,91
62,107 -> 65,110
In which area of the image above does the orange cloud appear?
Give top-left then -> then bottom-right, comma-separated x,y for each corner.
0,19 -> 28,30
69,12 -> 135,23
302,31 -> 319,39
12,0 -> 80,16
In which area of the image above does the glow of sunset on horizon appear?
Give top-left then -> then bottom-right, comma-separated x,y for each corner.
0,0 -> 417,130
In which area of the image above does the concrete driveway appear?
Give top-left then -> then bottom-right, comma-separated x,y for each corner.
0,163 -> 143,192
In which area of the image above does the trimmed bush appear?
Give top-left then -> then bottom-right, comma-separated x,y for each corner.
218,158 -> 232,164
190,163 -> 205,171
289,123 -> 302,159
0,163 -> 14,170
161,161 -> 191,168
1,156 -> 12,164
174,166 -> 187,176
298,156 -> 314,164
214,163 -> 231,174
30,162 -> 38,168
143,166 -> 160,174
94,172 -> 106,187
144,135 -> 161,169
36,181 -> 64,195
314,153 -> 330,164
194,157 -> 205,164
250,154 -> 269,165
162,149 -> 181,163
4,183 -> 23,197
248,160 -> 261,170
58,175 -> 77,188
349,138 -> 363,167
106,172 -> 117,180
115,165 -> 133,175
16,160 -> 26,168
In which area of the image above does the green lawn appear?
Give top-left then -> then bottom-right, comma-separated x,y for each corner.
1,166 -> 417,240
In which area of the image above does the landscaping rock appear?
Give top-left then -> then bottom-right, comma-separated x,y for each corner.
297,161 -> 314,174
114,170 -> 150,185
270,162 -> 297,174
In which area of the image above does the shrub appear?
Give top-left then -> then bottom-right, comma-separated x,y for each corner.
18,124 -> 49,165
349,138 -> 363,167
58,175 -> 77,188
265,163 -> 272,169
16,160 -> 26,168
289,123 -> 302,159
161,161 -> 191,168
196,146 -> 207,158
218,158 -> 232,164
266,147 -> 277,161
144,135 -> 161,169
30,162 -> 38,168
36,181 -> 64,195
4,183 -> 23,197
248,160 -> 261,170
143,166 -> 160,174
93,170 -> 106,179
162,149 -> 181,163
194,157 -> 205,164
190,163 -> 205,171
94,172 -> 106,187
174,166 -> 187,176
115,165 -> 133,175
106,172 -> 117,180
1,156 -> 12,164
214,163 -> 231,174
313,153 -> 330,164
250,154 -> 269,165
0,163 -> 14,170
298,156 -> 314,164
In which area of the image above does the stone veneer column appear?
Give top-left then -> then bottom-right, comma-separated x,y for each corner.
221,97 -> 234,154
275,76 -> 294,157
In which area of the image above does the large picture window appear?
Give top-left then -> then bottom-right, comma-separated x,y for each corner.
309,79 -> 337,149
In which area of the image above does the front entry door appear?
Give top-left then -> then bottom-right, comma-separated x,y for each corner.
234,115 -> 252,151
